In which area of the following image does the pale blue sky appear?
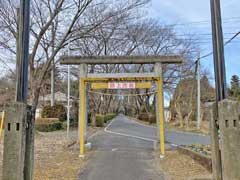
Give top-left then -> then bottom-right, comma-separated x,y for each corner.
147,0 -> 240,85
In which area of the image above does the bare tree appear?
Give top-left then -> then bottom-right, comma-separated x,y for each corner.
0,0 -> 148,114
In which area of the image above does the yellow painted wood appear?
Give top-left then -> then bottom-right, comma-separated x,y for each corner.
0,111 -> 5,141
84,77 -> 158,82
91,83 -> 108,89
82,76 -> 165,157
157,78 -> 165,156
136,82 -> 152,89
91,82 -> 152,89
79,79 -> 85,156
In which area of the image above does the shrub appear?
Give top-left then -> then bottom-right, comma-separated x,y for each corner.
35,118 -> 59,124
35,122 -> 63,132
104,113 -> 116,123
62,121 -> 68,130
138,113 -> 156,124
42,104 -> 67,122
96,115 -> 104,127
95,113 -> 116,127
138,113 -> 149,122
149,115 -> 156,124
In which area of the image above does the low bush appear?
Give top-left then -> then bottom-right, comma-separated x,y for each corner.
35,118 -> 59,124
104,113 -> 116,123
42,104 -> 67,122
35,122 -> 63,132
138,113 -> 156,124
95,113 -> 116,127
96,115 -> 104,127
62,121 -> 68,130
62,120 -> 74,130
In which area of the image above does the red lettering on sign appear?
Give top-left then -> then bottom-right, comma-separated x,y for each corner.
108,82 -> 136,89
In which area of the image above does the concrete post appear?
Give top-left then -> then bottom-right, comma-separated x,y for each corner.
210,103 -> 222,180
197,60 -> 201,129
219,100 -> 240,180
24,106 -> 35,180
3,103 -> 27,180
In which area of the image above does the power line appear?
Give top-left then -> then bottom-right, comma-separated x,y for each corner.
166,16 -> 240,27
199,31 -> 240,60
189,31 -> 240,72
176,32 -> 239,37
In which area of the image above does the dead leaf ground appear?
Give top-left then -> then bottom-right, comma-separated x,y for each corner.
0,127 -> 98,180
155,150 -> 212,180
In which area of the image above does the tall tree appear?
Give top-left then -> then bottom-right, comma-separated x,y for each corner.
229,75 -> 240,98
0,0 -> 148,113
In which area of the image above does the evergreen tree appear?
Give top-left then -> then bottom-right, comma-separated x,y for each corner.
229,75 -> 240,98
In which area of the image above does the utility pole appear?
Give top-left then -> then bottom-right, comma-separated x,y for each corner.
3,0 -> 33,180
211,0 -> 227,101
51,22 -> 55,107
196,59 -> 201,130
210,0 -> 227,179
16,0 -> 30,103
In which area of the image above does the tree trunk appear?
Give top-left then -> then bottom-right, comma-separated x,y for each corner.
175,102 -> 184,128
91,112 -> 96,127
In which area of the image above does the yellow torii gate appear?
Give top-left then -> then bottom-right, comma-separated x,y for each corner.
59,55 -> 182,158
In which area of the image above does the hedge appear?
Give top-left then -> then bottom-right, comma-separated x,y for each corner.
95,113 -> 116,127
138,113 -> 156,124
41,104 -> 67,122
35,118 -> 59,124
35,122 -> 63,132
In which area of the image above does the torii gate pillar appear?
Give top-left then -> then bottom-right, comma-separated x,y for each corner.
154,63 -> 165,157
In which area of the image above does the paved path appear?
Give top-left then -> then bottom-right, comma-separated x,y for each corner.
80,132 -> 165,180
79,115 -> 165,180
79,114 -> 210,180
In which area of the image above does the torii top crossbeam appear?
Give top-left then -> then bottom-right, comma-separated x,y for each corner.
59,55 -> 183,65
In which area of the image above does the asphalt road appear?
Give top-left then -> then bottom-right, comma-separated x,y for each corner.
106,114 -> 211,146
79,114 -> 210,180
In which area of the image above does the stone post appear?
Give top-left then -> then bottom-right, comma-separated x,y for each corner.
218,100 -> 240,180
3,103 -> 27,180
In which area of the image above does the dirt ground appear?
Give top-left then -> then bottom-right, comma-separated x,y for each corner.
0,127 -> 98,180
166,121 -> 210,135
34,132 -> 85,180
156,150 -> 212,180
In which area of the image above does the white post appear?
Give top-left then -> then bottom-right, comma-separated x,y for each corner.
197,60 -> 201,129
50,22 -> 55,107
67,65 -> 71,137
67,45 -> 71,137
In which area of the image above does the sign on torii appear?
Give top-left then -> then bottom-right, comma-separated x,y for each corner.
59,55 -> 182,158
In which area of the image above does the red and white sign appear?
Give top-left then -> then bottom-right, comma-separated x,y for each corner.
108,82 -> 136,89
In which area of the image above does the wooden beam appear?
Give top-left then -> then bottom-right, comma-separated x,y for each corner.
59,55 -> 183,65
85,77 -> 157,82
87,73 -> 157,79
91,82 -> 152,89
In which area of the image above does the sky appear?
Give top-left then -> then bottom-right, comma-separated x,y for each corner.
147,0 -> 240,86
